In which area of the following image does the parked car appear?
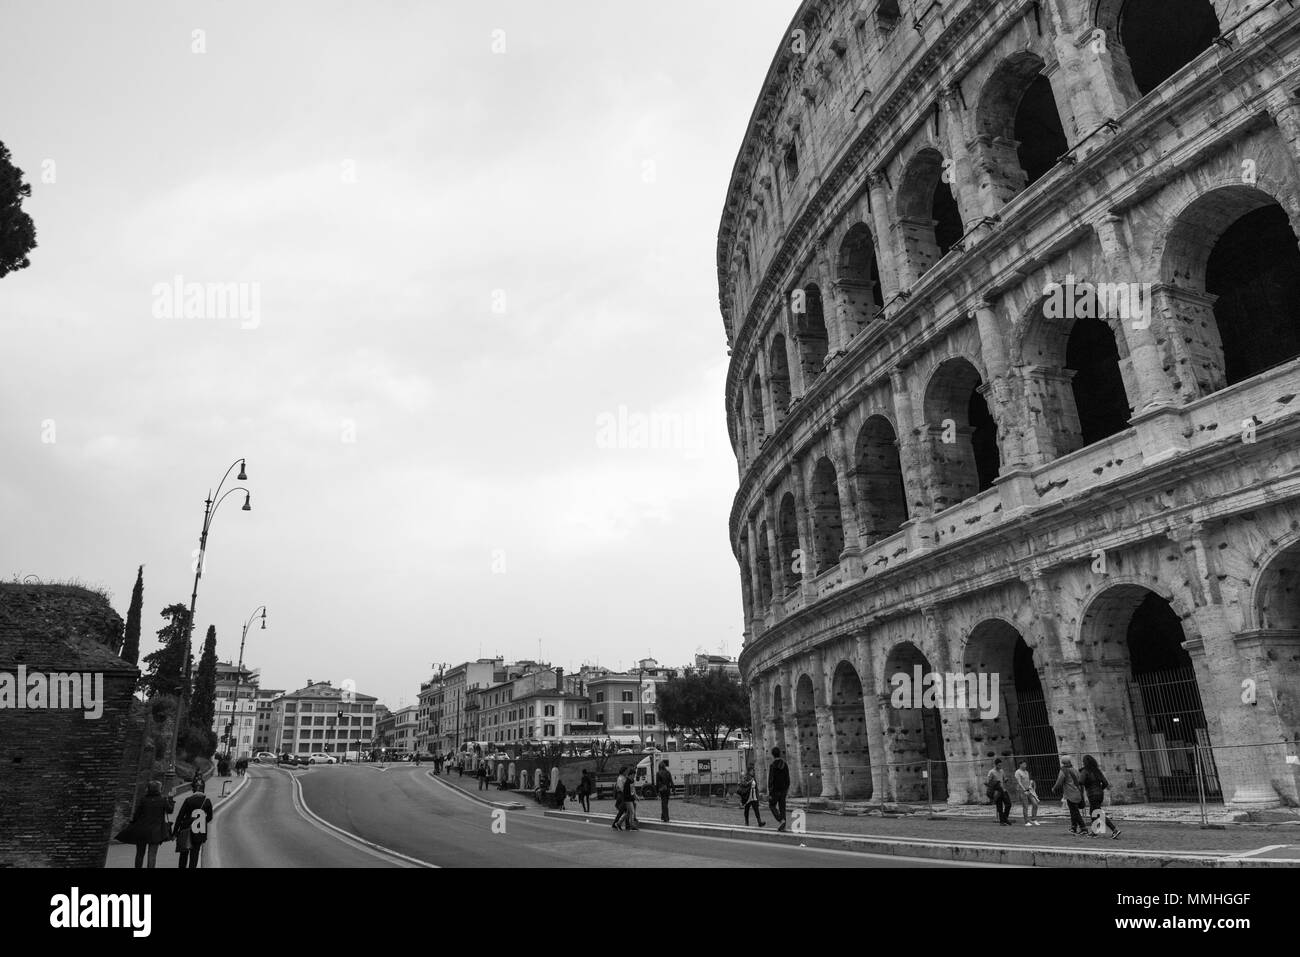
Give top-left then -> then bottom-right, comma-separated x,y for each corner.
254,751 -> 277,764
308,752 -> 337,765
616,748 -> 633,754
681,743 -> 705,751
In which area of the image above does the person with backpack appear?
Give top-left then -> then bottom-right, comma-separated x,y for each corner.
739,767 -> 765,827
1080,754 -> 1121,839
174,779 -> 214,868
1052,757 -> 1087,835
767,747 -> 790,831
655,760 -> 674,823
986,758 -> 1012,826
1014,760 -> 1040,826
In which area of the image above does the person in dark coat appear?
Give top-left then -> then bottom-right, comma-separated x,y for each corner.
655,760 -> 674,823
174,780 -> 214,868
767,747 -> 790,831
577,769 -> 594,812
120,781 -> 172,869
739,767 -> 765,827
1052,757 -> 1087,835
1080,754 -> 1121,839
621,767 -> 640,830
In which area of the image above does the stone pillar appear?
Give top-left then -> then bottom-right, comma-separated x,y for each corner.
811,650 -> 840,800
925,605 -> 979,804
851,633 -> 889,803
829,419 -> 864,562
753,672 -> 772,792
939,85 -> 990,236
745,519 -> 765,630
788,459 -> 816,602
972,299 -> 1030,472
1044,0 -> 1138,140
755,344 -> 774,437
889,364 -> 931,521
763,494 -> 785,619
1268,91 -> 1300,172
1233,629 -> 1300,806
1150,283 -> 1225,402
778,661 -> 804,796
867,170 -> 903,305
815,242 -> 847,357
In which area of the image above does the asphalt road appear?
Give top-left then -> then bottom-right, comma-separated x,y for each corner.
208,764 -> 964,867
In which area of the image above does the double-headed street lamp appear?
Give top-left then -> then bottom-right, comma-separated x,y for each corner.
223,605 -> 267,760
163,458 -> 252,793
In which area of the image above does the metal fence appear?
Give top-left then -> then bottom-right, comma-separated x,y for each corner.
768,740 -> 1299,824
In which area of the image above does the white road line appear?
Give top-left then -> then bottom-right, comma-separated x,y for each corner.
1227,844 -> 1293,858
287,768 -> 437,868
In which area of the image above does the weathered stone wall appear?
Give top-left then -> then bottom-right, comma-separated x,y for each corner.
723,0 -> 1300,808
0,584 -> 139,867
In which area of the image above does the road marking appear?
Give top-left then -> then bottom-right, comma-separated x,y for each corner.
286,768 -> 437,868
1227,844 -> 1294,858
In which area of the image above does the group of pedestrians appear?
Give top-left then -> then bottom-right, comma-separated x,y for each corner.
117,778 -> 216,869
611,765 -> 640,830
985,754 -> 1122,839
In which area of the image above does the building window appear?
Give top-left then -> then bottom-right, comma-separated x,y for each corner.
529,706 -> 535,718
621,691 -> 634,702
544,705 -> 555,717
579,708 -> 587,720
596,692 -> 605,703
644,712 -> 656,725
621,712 -> 634,726
544,724 -> 555,737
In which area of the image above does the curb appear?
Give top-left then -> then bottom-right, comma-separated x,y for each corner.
540,810 -> 1296,867
283,767 -> 438,868
424,770 -> 527,810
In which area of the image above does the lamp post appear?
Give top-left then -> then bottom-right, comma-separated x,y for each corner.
223,605 -> 267,760
163,458 -> 251,794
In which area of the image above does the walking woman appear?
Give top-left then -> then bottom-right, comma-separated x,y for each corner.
739,767 -> 766,827
1052,757 -> 1087,835
1080,754 -> 1122,839
612,767 -> 629,830
118,781 -> 172,868
577,769 -> 593,812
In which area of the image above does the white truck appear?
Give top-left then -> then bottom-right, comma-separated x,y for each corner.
634,749 -> 752,798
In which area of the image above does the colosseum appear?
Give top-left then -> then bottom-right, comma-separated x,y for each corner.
724,0 -> 1300,810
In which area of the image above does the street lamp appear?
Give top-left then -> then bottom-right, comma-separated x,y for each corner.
223,605 -> 267,760
163,458 -> 252,794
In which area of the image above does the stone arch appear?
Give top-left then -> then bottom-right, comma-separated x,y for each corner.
882,641 -> 948,802
853,415 -> 909,544
1157,185 -> 1300,392
896,147 -> 964,281
776,492 -> 802,595
783,141 -> 800,185
1077,581 -> 1215,802
836,222 -> 884,333
794,283 -> 829,383
922,357 -> 1000,510
768,334 -> 792,423
1018,290 -> 1133,458
748,372 -> 766,443
1251,534 -> 1300,631
810,457 -> 845,574
830,660 -> 873,799
793,672 -> 822,797
755,520 -> 773,612
961,618 -> 1060,795
1095,0 -> 1221,99
976,52 -> 1070,199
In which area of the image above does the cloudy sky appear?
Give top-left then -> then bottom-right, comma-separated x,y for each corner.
1,0 -> 796,707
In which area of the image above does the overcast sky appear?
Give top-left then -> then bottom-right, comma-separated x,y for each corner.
1,0 -> 796,707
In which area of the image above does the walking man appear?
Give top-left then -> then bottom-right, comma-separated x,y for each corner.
767,747 -> 790,831
477,761 -> 489,791
656,759 -> 673,823
1015,760 -> 1040,826
173,780 -> 214,869
986,758 -> 1012,826
612,766 -> 629,831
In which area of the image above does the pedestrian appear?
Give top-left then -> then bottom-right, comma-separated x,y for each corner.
1014,760 -> 1040,826
656,760 -> 673,823
623,765 -> 640,830
577,769 -> 593,812
767,747 -> 790,831
1080,754 -> 1121,839
457,757 -> 464,777
414,752 -> 421,767
554,778 -> 567,810
739,767 -> 765,827
117,781 -> 172,869
174,779 -> 214,869
477,761 -> 489,791
612,766 -> 629,831
986,758 -> 1012,825
1052,757 -> 1088,835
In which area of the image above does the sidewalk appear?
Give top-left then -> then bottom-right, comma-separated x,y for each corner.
104,770 -> 250,869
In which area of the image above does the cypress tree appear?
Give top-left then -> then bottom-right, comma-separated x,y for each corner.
190,626 -> 219,738
121,566 -> 144,664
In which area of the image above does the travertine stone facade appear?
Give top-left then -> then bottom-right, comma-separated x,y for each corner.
723,0 -> 1300,808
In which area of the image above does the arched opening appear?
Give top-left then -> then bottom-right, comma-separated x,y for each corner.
1255,542 -> 1300,631
977,54 -> 1070,200
837,223 -> 884,334
1118,0 -> 1220,97
853,416 -> 909,544
1163,187 -> 1300,393
737,542 -> 754,625
1205,205 -> 1300,387
749,374 -> 766,444
755,522 -> 773,612
768,335 -> 792,424
783,142 -> 800,186
963,620 -> 1059,795
1067,315 -> 1131,446
831,661 -> 873,799
771,684 -> 786,768
810,457 -> 845,574
897,148 -> 964,281
923,357 -> 1000,510
883,642 -> 948,801
1080,584 -> 1217,802
796,284 -> 829,383
794,674 -> 822,797
776,493 -> 802,595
